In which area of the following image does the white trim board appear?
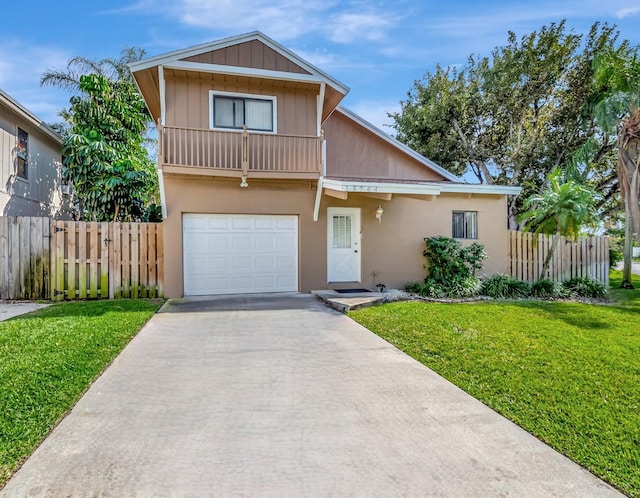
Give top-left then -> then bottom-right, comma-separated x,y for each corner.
321,178 -> 521,196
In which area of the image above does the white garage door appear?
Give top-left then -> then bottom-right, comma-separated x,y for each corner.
183,214 -> 298,296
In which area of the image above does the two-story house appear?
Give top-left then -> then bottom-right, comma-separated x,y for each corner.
130,32 -> 520,298
0,88 -> 71,217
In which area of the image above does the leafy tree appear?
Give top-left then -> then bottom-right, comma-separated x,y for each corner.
42,48 -> 158,221
519,170 -> 597,279
391,22 -> 620,229
62,74 -> 156,221
584,45 -> 640,288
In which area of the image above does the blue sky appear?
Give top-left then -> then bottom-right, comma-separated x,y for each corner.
1,0 -> 639,133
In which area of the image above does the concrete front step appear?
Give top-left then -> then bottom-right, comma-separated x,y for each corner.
311,289 -> 385,312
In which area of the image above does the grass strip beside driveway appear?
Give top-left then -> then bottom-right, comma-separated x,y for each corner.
349,274 -> 640,497
0,299 -> 163,487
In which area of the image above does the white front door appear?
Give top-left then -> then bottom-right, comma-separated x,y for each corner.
327,208 -> 361,282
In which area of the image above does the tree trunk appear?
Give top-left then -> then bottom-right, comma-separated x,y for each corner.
621,203 -> 635,288
539,232 -> 560,280
507,196 -> 520,230
617,112 -> 640,288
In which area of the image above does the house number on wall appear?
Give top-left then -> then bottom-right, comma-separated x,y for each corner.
346,185 -> 379,192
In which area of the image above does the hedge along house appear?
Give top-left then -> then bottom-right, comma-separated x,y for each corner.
130,32 -> 521,298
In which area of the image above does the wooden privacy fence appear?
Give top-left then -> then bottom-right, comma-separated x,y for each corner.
508,231 -> 609,285
0,217 -> 50,300
50,220 -> 164,301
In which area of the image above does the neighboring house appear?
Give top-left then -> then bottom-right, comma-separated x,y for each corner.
0,88 -> 71,217
130,32 -> 521,298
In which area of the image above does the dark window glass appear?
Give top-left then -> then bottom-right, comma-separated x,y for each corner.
17,128 -> 28,179
212,96 -> 273,132
452,211 -> 478,239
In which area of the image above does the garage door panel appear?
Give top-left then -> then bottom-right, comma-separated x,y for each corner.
276,255 -> 295,269
254,217 -> 275,229
232,256 -> 252,268
277,235 -> 296,250
255,235 -> 275,249
183,214 -> 298,296
231,217 -> 252,230
208,235 -> 229,250
255,255 -> 274,269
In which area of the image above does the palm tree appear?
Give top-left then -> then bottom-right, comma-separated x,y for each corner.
587,45 -> 640,288
519,169 -> 597,280
40,47 -> 145,91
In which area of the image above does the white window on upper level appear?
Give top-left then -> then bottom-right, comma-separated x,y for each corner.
209,91 -> 277,133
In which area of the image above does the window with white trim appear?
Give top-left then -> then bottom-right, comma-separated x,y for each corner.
452,211 -> 477,239
210,92 -> 276,132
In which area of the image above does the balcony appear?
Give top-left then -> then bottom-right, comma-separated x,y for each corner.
159,124 -> 324,179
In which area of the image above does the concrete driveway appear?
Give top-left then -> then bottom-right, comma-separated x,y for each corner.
1,294 -> 620,497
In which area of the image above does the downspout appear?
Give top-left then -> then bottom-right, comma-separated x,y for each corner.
313,83 -> 327,221
314,177 -> 324,222
158,65 -> 168,220
317,83 -> 325,136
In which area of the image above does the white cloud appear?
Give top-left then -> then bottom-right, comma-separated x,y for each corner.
616,6 -> 640,18
177,0 -> 330,40
127,0 -> 400,45
328,11 -> 394,43
0,42 -> 69,87
0,40 -> 72,123
290,48 -> 341,69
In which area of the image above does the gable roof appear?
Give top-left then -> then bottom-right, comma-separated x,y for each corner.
129,31 -> 349,96
129,31 -> 349,121
0,88 -> 62,145
333,106 -> 460,182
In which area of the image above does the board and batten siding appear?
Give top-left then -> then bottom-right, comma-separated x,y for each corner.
164,72 -> 318,136
0,109 -> 66,217
182,39 -> 311,75
323,110 -> 448,182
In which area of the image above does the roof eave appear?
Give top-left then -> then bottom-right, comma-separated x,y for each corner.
0,88 -> 63,145
322,178 -> 522,196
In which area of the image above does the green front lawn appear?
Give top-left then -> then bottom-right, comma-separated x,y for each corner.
0,300 -> 163,487
350,273 -> 640,497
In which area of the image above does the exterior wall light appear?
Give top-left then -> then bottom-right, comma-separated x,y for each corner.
376,205 -> 384,223
240,176 -> 248,188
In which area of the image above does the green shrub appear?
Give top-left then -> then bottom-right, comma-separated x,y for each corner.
530,279 -> 559,299
421,236 -> 487,298
562,277 -> 607,298
423,236 -> 486,285
447,276 -> 482,298
481,274 -> 530,299
405,282 -> 423,294
609,247 -> 623,268
421,280 -> 446,298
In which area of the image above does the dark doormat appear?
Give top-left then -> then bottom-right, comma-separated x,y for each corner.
333,288 -> 371,294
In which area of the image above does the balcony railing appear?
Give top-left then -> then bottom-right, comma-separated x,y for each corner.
158,123 -> 324,177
